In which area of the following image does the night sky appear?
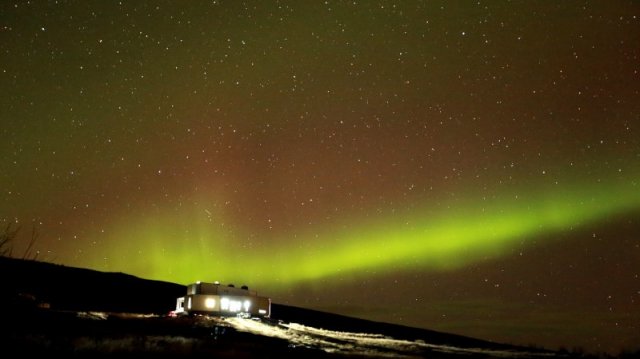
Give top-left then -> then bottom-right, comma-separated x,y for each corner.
1,0 -> 639,354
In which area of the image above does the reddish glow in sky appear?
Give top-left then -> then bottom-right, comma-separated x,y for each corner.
1,1 -> 639,355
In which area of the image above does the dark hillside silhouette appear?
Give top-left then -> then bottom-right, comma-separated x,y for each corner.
0,256 -> 185,313
0,257 -> 562,358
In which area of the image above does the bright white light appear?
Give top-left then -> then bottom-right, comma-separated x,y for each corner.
259,309 -> 267,314
220,297 -> 249,312
187,297 -> 192,310
205,298 -> 216,309
175,298 -> 185,313
229,299 -> 242,312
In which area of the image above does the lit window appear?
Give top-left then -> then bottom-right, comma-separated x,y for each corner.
187,297 -> 192,310
229,299 -> 241,312
243,300 -> 251,311
221,297 -> 229,310
205,298 -> 216,309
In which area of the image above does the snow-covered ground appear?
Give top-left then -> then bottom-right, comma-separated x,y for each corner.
68,312 -> 559,357
226,317 -> 558,358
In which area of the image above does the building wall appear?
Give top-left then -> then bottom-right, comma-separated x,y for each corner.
189,282 -> 258,297
178,294 -> 270,317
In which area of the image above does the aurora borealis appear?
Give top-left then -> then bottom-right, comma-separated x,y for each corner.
96,176 -> 640,287
1,0 -> 639,354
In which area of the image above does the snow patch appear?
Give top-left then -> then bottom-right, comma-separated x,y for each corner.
226,318 -> 558,358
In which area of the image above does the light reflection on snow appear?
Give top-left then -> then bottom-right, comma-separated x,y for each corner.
226,318 -> 558,358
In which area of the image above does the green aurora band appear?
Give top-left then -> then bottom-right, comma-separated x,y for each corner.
89,177 -> 640,287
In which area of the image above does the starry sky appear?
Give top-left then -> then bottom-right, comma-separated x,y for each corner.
1,0 -> 639,354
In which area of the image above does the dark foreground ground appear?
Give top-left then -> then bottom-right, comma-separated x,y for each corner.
0,256 -> 569,358
3,309 -> 325,358
3,308 -> 563,358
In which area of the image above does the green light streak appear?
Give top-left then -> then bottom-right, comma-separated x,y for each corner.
89,178 -> 640,287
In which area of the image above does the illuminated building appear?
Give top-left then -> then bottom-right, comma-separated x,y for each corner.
175,281 -> 270,318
